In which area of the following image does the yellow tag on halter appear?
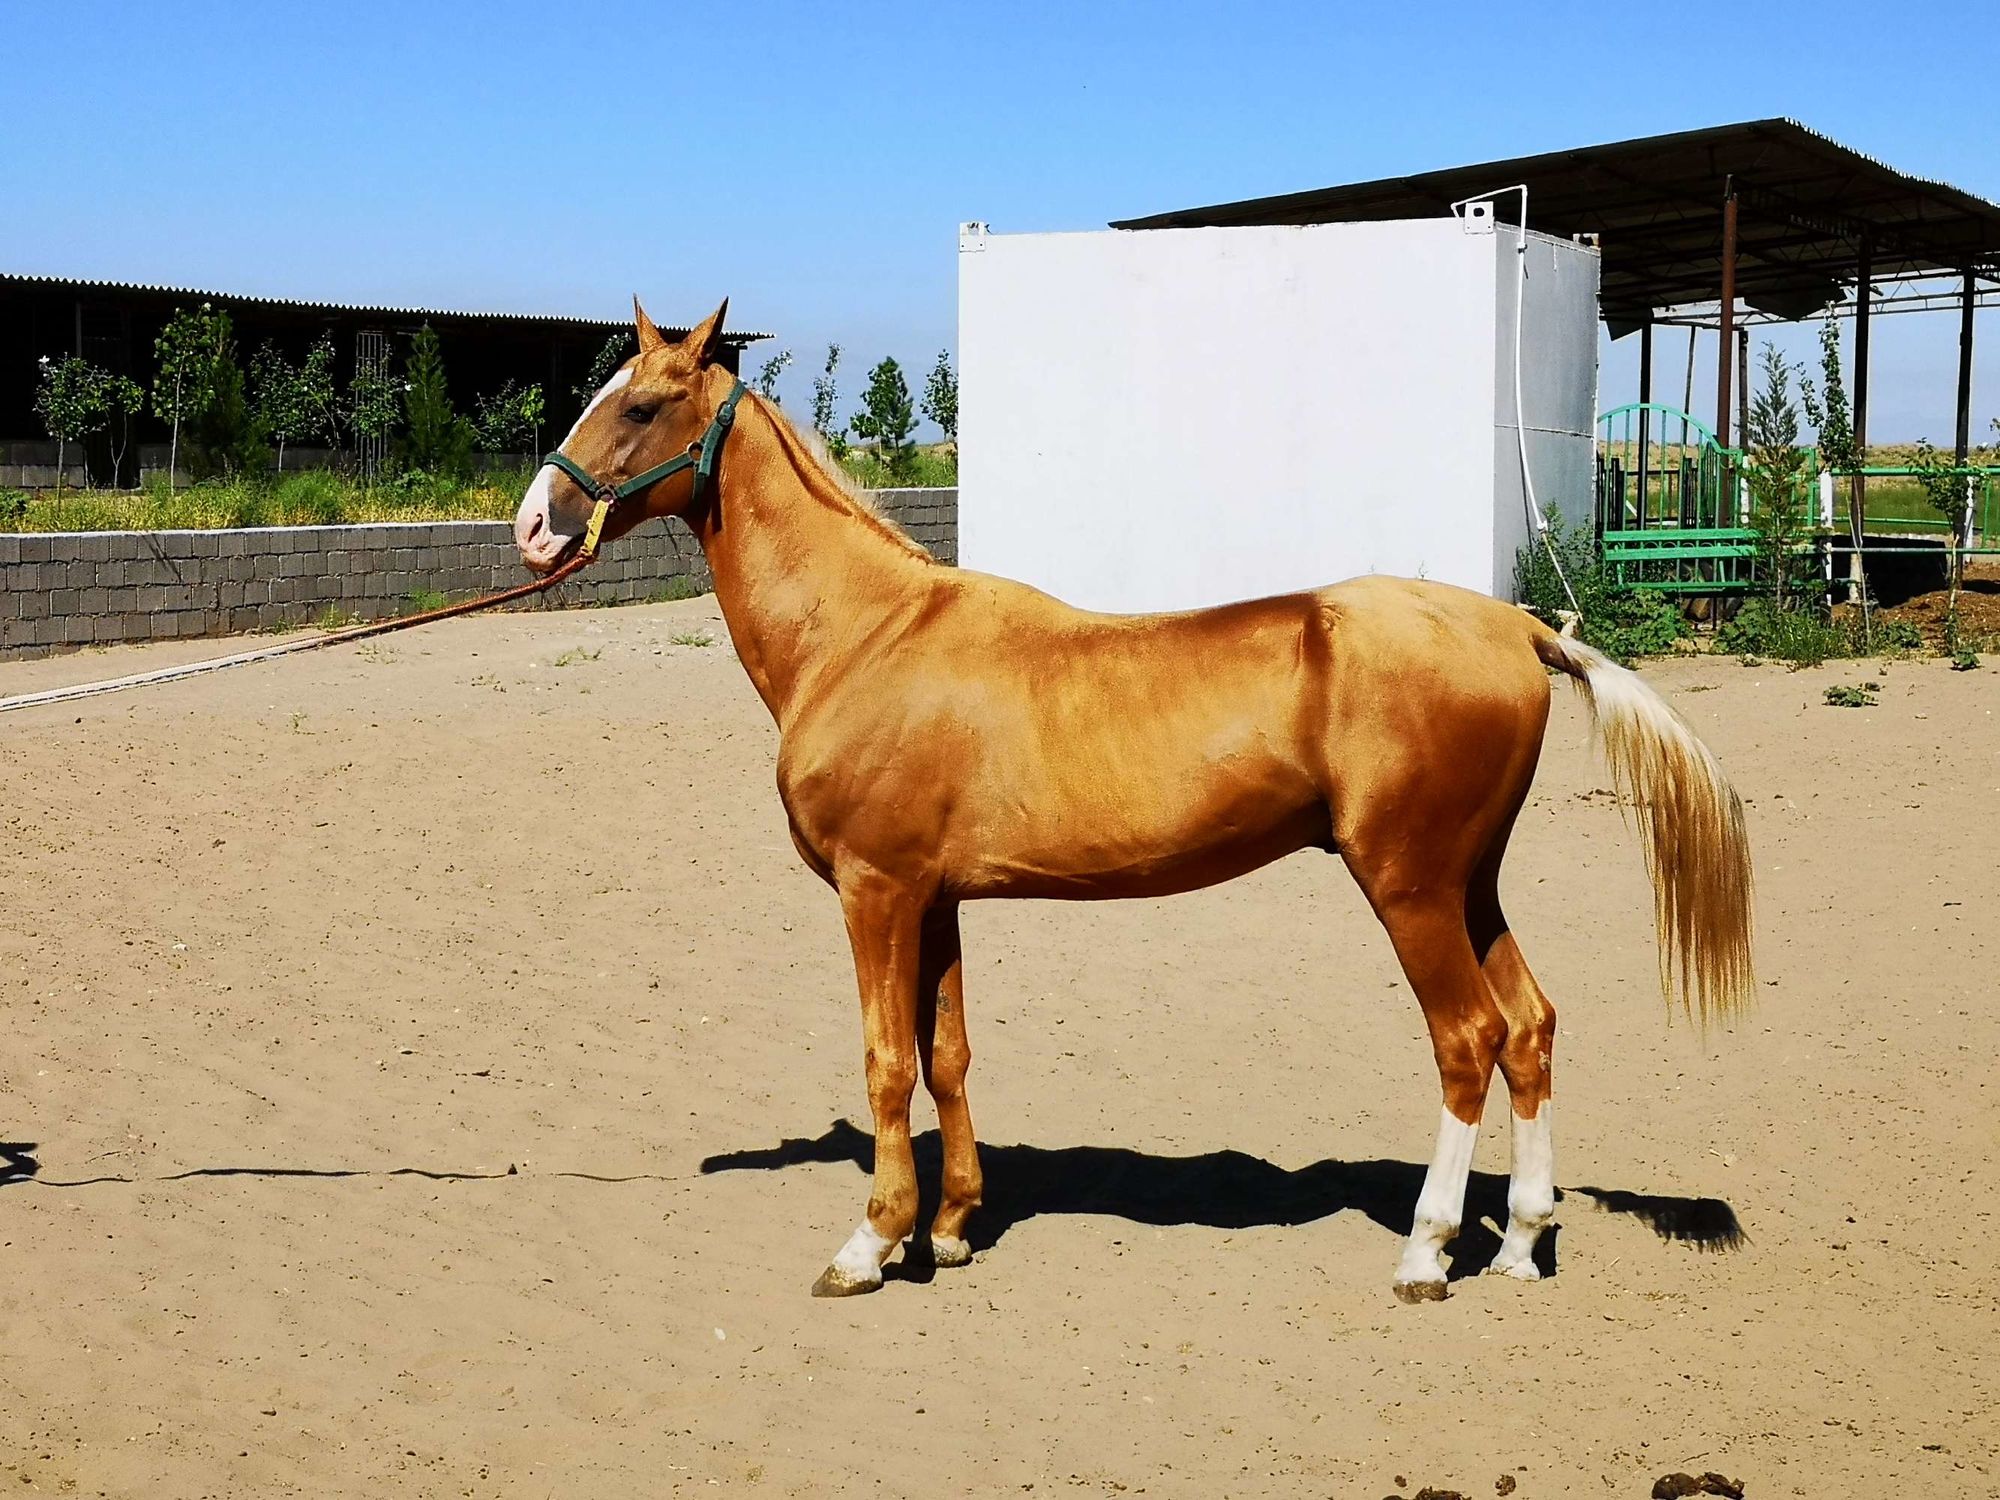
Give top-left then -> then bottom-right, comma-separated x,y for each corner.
581,496 -> 612,558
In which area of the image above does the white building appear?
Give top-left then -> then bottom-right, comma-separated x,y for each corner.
957,214 -> 1600,612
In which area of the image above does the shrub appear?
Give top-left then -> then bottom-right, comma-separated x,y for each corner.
272,468 -> 347,526
1715,598 -> 1848,667
1870,618 -> 1923,656
1823,683 -> 1878,708
1515,507 -> 1687,664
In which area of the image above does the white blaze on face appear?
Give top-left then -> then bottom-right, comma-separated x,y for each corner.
514,367 -> 633,569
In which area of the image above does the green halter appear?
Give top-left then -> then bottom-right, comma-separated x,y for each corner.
540,378 -> 747,557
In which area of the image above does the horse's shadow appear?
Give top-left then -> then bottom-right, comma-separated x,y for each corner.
699,1120 -> 1746,1283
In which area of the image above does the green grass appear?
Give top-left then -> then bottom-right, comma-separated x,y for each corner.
647,577 -> 708,603
0,451 -> 954,536
666,630 -> 715,647
1823,683 -> 1880,708
0,467 -> 538,533
835,444 -> 958,490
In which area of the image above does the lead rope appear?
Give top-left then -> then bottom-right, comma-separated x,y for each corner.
0,544 -> 600,716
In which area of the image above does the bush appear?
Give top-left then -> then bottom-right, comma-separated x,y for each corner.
1715,598 -> 1848,667
1870,618 -> 1923,655
1515,508 -> 1687,664
272,469 -> 347,526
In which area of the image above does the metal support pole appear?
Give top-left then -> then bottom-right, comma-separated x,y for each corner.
1717,180 -> 1737,449
1849,232 -> 1874,607
1737,327 -> 1750,441
1956,269 -> 1976,465
1638,321 -> 1653,526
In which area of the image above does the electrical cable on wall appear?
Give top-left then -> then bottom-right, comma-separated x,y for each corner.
1451,185 -> 1582,620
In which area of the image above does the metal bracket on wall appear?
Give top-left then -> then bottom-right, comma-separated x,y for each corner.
1455,199 -> 1497,236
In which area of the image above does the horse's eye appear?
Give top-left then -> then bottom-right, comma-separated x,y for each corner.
623,404 -> 659,425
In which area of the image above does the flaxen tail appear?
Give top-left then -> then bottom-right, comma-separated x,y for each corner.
1533,630 -> 1754,1024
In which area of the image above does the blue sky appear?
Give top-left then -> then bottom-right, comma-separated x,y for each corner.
7,1 -> 1995,439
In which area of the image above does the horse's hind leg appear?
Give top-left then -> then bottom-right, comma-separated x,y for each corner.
1468,843 -> 1558,1280
917,904 -> 982,1266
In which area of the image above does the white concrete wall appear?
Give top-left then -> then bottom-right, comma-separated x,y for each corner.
958,218 -> 1601,611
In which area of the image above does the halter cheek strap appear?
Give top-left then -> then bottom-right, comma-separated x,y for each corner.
540,378 -> 747,558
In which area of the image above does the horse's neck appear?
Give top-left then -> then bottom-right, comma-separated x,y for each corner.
693,399 -> 930,724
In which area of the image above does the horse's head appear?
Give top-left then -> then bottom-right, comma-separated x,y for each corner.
514,298 -> 733,572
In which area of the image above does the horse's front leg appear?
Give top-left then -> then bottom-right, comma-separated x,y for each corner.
811,870 -> 928,1297
918,903 -> 981,1267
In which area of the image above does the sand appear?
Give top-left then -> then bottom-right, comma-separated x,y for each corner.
3,598 -> 1995,1497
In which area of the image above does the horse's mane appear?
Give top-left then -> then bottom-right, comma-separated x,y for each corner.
747,393 -> 933,562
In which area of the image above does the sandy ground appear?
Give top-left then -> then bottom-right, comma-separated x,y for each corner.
3,598 -> 1996,1498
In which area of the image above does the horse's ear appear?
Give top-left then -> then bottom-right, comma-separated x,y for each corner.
633,296 -> 668,355
683,298 -> 729,368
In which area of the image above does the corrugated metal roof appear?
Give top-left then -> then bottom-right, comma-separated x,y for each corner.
0,271 -> 772,342
1110,119 -> 2000,328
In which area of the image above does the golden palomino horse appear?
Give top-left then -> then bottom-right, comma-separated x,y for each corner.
514,302 -> 1752,1303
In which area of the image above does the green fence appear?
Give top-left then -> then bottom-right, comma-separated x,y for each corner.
1595,404 -> 1758,593
1594,403 -> 2000,593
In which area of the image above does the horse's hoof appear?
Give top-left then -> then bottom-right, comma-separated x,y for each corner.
810,1265 -> 882,1298
930,1235 -> 972,1268
1392,1278 -> 1449,1304
1486,1256 -> 1542,1282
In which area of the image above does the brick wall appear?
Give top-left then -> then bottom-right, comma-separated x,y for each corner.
0,488 -> 955,658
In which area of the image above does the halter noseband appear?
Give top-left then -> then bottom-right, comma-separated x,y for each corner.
539,378 -> 747,558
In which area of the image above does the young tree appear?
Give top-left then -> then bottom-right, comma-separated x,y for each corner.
572,332 -> 635,403
849,356 -> 917,478
348,338 -> 400,481
153,303 -> 225,491
32,354 -> 112,495
296,333 -> 343,455
810,343 -> 847,457
1912,438 -> 1974,649
249,342 -> 308,472
1800,311 -> 1871,642
401,325 -> 474,478
105,374 -> 145,489
753,348 -> 793,403
472,379 -> 546,455
1745,344 -> 1813,612
188,312 -> 267,477
921,349 -> 958,450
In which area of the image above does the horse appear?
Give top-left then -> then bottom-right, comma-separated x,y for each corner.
514,300 -> 1753,1303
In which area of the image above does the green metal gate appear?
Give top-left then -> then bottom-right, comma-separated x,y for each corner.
1594,403 -> 1758,593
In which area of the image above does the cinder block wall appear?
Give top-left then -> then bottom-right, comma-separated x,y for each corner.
0,488 -> 955,658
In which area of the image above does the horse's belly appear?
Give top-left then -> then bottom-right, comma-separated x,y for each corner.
948,758 -> 1328,899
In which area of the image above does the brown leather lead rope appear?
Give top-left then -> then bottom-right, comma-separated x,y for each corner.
0,545 -> 601,716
